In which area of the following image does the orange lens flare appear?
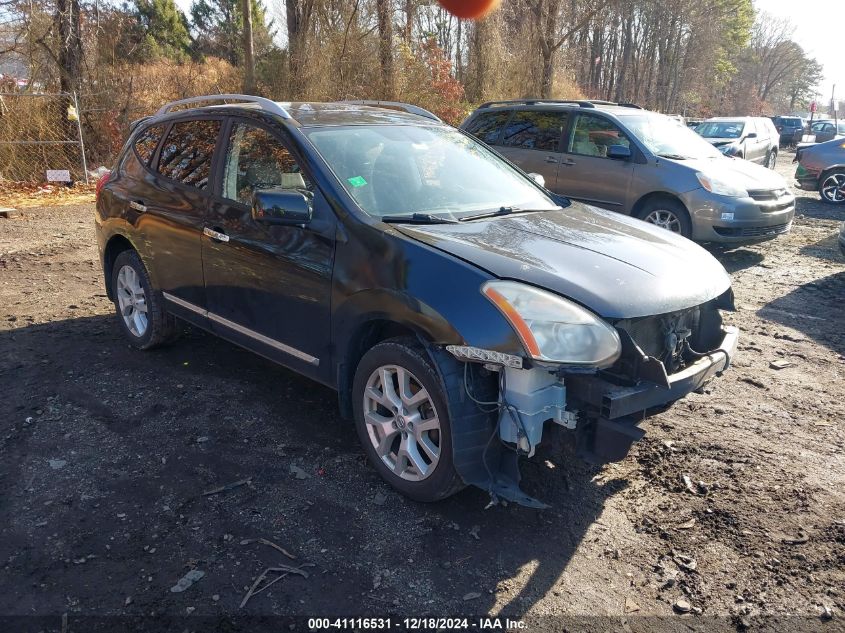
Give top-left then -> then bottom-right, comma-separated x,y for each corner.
483,286 -> 541,358
436,0 -> 501,20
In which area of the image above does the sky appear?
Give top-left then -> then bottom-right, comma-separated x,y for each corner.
755,0 -> 843,106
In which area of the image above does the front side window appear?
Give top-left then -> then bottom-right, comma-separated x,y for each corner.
134,124 -> 165,165
568,114 -> 631,158
501,111 -> 569,151
222,123 -> 312,205
305,125 -> 558,219
464,111 -> 510,145
157,119 -> 220,189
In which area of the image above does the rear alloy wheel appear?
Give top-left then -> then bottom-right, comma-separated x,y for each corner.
638,199 -> 692,238
352,338 -> 465,502
766,150 -> 777,169
111,249 -> 178,349
819,171 -> 845,204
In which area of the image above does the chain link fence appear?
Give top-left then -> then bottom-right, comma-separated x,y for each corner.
0,92 -> 88,183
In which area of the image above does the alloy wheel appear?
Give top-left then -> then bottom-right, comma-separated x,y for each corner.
821,173 -> 845,203
643,209 -> 682,233
362,365 -> 442,481
767,152 -> 777,169
116,264 -> 149,337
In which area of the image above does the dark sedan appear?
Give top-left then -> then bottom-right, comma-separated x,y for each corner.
795,137 -> 845,204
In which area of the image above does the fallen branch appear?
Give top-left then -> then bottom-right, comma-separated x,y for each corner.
202,478 -> 252,497
240,563 -> 313,609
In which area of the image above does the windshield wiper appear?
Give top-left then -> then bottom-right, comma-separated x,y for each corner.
459,206 -> 559,222
657,153 -> 689,160
380,213 -> 459,224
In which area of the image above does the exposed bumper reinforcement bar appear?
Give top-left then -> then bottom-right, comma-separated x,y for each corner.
568,326 -> 739,420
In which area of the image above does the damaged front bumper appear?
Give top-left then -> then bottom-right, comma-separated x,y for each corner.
445,325 -> 739,508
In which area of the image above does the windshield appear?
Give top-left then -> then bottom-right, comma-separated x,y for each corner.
303,125 -> 559,219
622,113 -> 722,159
696,121 -> 745,139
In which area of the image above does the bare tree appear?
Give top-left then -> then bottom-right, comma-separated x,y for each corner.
242,0 -> 256,93
376,0 -> 394,98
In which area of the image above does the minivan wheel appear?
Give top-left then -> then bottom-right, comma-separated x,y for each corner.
819,171 -> 845,204
638,199 -> 692,238
352,338 -> 465,502
766,149 -> 777,169
111,250 -> 178,350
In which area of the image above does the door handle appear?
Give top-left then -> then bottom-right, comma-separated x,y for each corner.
545,156 -> 559,163
561,159 -> 576,166
204,227 -> 230,243
129,200 -> 147,213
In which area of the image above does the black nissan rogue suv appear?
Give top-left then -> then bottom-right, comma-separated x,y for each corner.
96,95 -> 739,507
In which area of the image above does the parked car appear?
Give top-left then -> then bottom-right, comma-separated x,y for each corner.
686,119 -> 704,130
695,117 -> 780,168
770,115 -> 806,147
809,119 -> 845,144
795,136 -> 845,204
460,100 -> 794,242
96,95 -> 740,507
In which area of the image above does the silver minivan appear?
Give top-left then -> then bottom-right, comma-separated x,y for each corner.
460,100 -> 795,242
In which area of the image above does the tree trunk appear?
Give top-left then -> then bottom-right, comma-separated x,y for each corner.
403,0 -> 415,45
286,0 -> 313,98
241,0 -> 256,94
377,0 -> 394,99
56,0 -> 82,96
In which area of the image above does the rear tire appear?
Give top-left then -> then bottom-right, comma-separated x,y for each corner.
819,170 -> 845,204
766,149 -> 777,169
111,250 -> 178,350
637,198 -> 692,239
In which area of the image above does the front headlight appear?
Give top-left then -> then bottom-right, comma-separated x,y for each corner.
482,281 -> 621,368
696,172 -> 748,198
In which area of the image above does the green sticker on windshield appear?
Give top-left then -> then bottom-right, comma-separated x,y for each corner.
347,176 -> 368,188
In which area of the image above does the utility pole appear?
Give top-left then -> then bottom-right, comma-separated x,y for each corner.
241,0 -> 256,94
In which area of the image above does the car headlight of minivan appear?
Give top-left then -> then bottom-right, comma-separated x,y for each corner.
696,172 -> 748,198
482,281 -> 621,368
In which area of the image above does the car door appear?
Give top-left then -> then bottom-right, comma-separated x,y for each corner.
556,112 -> 634,211
142,117 -> 221,316
494,109 -> 570,193
203,117 -> 336,383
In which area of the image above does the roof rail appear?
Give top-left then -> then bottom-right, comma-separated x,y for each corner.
155,94 -> 292,119
478,98 -> 645,110
339,100 -> 441,122
478,99 -> 605,109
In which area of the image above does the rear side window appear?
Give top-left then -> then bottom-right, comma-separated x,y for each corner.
464,111 -> 510,145
134,124 -> 165,165
157,119 -> 221,190
501,111 -> 569,151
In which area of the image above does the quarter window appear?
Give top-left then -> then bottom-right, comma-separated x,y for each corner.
501,111 -> 568,151
568,114 -> 631,158
222,123 -> 312,206
157,119 -> 220,189
134,124 -> 165,166
464,111 -> 510,145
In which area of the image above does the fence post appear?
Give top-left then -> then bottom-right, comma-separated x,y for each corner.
72,91 -> 89,184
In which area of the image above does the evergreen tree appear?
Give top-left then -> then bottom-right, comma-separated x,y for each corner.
134,0 -> 192,60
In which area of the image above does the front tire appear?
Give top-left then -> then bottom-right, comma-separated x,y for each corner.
637,198 -> 693,239
352,338 -> 465,502
819,170 -> 845,204
111,250 -> 178,350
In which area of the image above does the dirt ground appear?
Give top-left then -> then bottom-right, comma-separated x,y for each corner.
1,152 -> 843,631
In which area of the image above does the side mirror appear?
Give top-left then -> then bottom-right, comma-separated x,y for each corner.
528,172 -> 546,188
745,132 -> 757,139
606,145 -> 632,161
252,189 -> 313,226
